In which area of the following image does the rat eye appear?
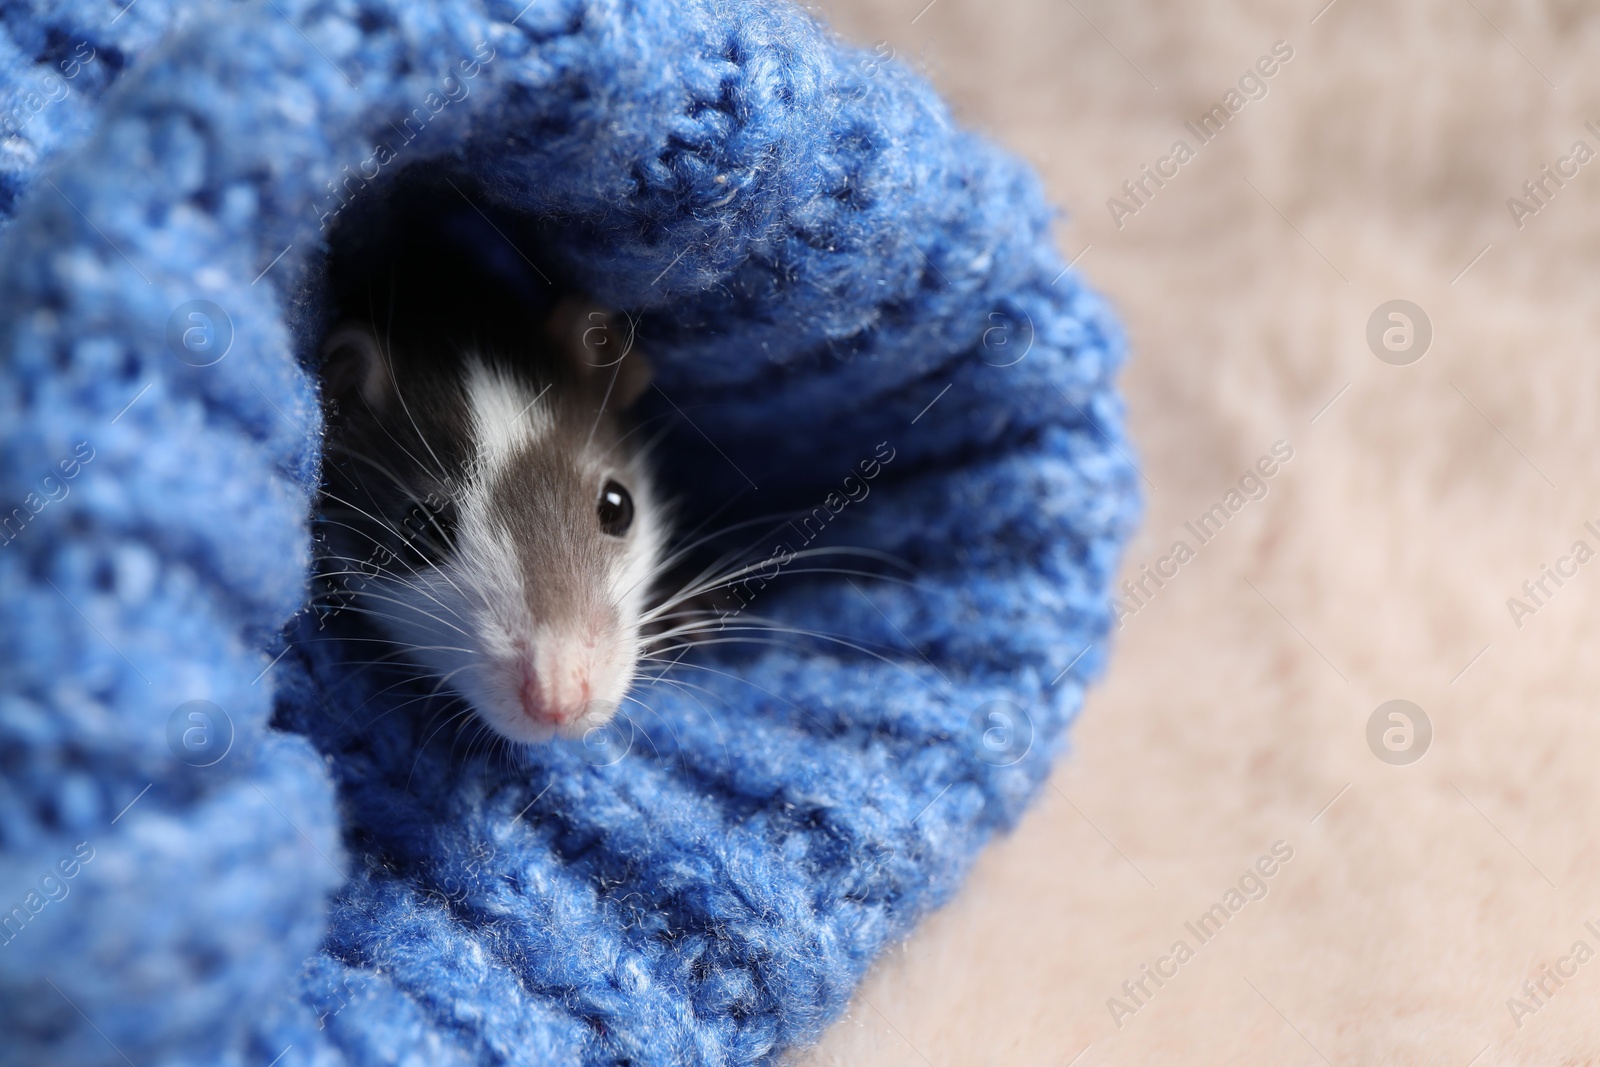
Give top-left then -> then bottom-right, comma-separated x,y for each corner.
597,479 -> 634,536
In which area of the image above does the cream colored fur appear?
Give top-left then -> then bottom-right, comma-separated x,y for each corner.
801,1 -> 1600,1062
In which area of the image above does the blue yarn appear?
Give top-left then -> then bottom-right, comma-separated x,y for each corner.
0,0 -> 1139,1064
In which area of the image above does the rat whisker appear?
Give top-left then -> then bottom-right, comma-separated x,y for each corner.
627,672 -> 737,737
645,543 -> 894,606
342,678 -> 463,737
643,563 -> 923,621
643,630 -> 939,688
323,443 -> 423,504
317,604 -> 471,636
641,548 -> 911,623
406,705 -> 473,787
320,482 -> 464,575
368,289 -> 457,491
316,506 -> 414,555
319,449 -> 462,557
329,589 -> 476,641
617,695 -> 700,771
638,657 -> 793,700
337,670 -> 462,740
329,642 -> 481,663
643,517 -> 795,601
321,577 -> 469,625
647,489 -> 761,573
315,509 -> 456,583
630,510 -> 804,592
316,497 -> 471,605
634,660 -> 831,735
611,708 -> 665,762
450,709 -> 494,766
643,619 -> 900,659
299,631 -> 432,700
403,665 -> 479,790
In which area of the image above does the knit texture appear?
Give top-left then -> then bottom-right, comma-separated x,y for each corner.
0,1 -> 1138,1064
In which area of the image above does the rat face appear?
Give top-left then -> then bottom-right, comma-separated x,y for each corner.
318,315 -> 665,744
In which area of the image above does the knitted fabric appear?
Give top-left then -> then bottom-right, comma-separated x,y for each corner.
0,1 -> 1139,1064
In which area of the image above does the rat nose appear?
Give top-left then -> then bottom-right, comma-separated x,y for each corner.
518,662 -> 593,726
516,620 -> 616,727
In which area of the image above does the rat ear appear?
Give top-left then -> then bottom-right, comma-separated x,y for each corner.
320,323 -> 394,414
608,341 -> 654,411
545,298 -> 654,411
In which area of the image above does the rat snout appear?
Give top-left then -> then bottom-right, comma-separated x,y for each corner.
515,615 -> 627,732
517,657 -> 591,728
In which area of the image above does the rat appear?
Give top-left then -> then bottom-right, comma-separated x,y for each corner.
315,297 -> 669,744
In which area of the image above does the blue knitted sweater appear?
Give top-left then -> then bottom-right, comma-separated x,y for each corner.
0,1 -> 1138,1064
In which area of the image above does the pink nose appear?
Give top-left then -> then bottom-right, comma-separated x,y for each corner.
518,662 -> 593,726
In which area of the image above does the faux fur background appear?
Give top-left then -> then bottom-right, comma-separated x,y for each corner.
803,1 -> 1600,1063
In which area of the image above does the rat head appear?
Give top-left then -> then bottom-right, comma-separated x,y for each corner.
318,304 -> 666,743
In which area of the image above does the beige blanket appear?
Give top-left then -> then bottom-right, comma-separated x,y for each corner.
800,1 -> 1600,1063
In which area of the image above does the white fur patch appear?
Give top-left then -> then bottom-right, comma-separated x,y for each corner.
464,357 -> 551,478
